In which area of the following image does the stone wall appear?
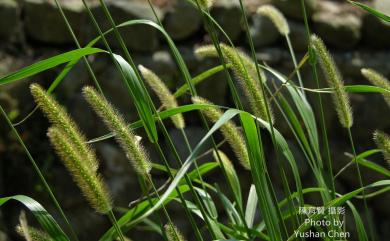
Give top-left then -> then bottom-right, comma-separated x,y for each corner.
0,0 -> 390,240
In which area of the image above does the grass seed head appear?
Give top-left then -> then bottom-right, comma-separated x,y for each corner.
164,224 -> 186,241
257,5 -> 290,35
192,96 -> 250,169
83,86 -> 151,177
310,35 -> 353,128
138,65 -> 185,129
30,84 -> 99,171
48,126 -> 112,214
213,150 -> 237,176
195,44 -> 273,123
361,68 -> 390,107
373,130 -> 390,166
16,225 -> 52,241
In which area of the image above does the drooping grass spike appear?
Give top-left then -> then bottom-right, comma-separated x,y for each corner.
257,5 -> 290,36
138,65 -> 185,129
361,68 -> 390,107
48,126 -> 112,214
373,130 -> 390,166
83,86 -> 151,178
16,211 -> 52,241
30,84 -> 99,171
192,96 -> 250,169
164,223 -> 186,241
311,35 -> 353,128
195,44 -> 273,123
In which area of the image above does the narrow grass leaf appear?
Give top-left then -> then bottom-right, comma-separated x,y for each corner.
346,201 -> 368,241
239,112 -> 282,241
349,1 -> 390,22
0,195 -> 69,241
0,48 -> 105,85
213,150 -> 242,208
245,185 -> 258,229
112,54 -> 158,143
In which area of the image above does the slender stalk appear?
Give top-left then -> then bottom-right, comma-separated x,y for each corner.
286,34 -> 305,98
347,128 -> 375,241
299,0 -> 336,201
107,210 -> 126,241
52,0 -> 103,94
0,104 -> 79,241
153,142 -> 208,241
145,174 -> 184,241
238,0 -> 298,238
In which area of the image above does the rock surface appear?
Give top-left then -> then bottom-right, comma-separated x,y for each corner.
164,1 -> 201,40
313,11 -> 362,49
104,0 -> 163,52
272,0 -> 318,20
0,0 -> 19,41
24,0 -> 88,45
250,13 -> 280,48
211,0 -> 243,42
362,0 -> 390,48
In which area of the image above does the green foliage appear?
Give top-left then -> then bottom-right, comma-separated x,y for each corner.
0,1 -> 389,241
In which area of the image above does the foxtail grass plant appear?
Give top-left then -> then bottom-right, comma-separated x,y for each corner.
16,211 -> 52,241
195,44 -> 273,123
361,68 -> 390,107
83,87 -> 195,241
47,126 -> 112,214
30,84 -> 126,241
257,4 -> 305,97
164,223 -> 186,241
311,35 -> 353,128
30,84 -> 99,172
83,86 -> 152,178
138,65 -> 185,129
192,96 -> 250,170
311,35 -> 375,240
373,130 -> 390,166
2,0 -> 390,241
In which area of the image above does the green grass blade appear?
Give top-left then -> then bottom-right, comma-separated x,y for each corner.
346,201 -> 368,241
0,48 -> 105,85
245,185 -> 258,229
240,112 -> 282,241
112,54 -> 158,143
112,109 -> 240,230
261,65 -> 320,161
349,1 -> 390,22
0,195 -> 69,241
99,185 -> 191,241
173,64 -> 232,97
345,150 -> 390,178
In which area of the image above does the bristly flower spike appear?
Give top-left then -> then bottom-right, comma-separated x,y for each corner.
16,211 -> 52,241
192,96 -> 250,169
310,35 -> 353,128
83,86 -> 151,177
373,130 -> 390,166
164,223 -> 186,241
30,84 -> 98,172
361,68 -> 390,107
48,127 -> 112,214
257,5 -> 290,36
195,44 -> 273,123
138,65 -> 185,129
